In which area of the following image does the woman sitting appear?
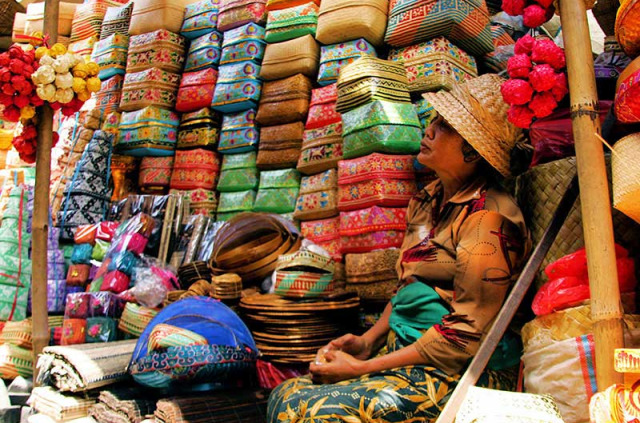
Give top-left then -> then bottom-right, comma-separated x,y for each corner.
267,74 -> 531,423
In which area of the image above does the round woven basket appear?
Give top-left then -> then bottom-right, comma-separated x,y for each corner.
515,156 -> 640,289
613,133 -> 640,224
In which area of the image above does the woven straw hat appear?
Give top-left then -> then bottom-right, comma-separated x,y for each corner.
423,74 -> 522,177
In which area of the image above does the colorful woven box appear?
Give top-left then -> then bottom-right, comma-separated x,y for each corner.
127,29 -> 186,74
415,98 -> 437,134
260,34 -> 320,81
95,75 -> 123,117
300,217 -> 342,262
91,33 -> 129,81
318,39 -> 377,86
265,2 -> 319,43
345,248 -> 399,301
305,84 -> 340,130
298,122 -> 343,175
220,22 -> 266,65
139,157 -> 175,193
170,149 -> 221,191
181,0 -> 220,39
177,108 -> 221,150
294,169 -> 339,221
120,67 -> 181,112
388,36 -> 478,93
385,0 -> 494,56
316,0 -> 388,46
70,0 -> 116,43
336,56 -> 412,113
218,0 -> 268,32
118,106 -> 179,157
219,109 -> 260,153
341,100 -> 422,158
274,250 -> 335,298
100,2 -> 133,38
129,0 -> 195,35
185,31 -> 223,72
0,283 -> 30,322
211,62 -> 263,113
259,168 -> 301,189
257,122 -> 304,169
338,153 -> 417,211
218,152 -> 259,192
176,68 -> 219,113
267,0 -> 319,10
254,187 -> 300,213
217,190 -> 257,215
172,189 -> 218,217
339,205 -> 407,254
256,74 -> 312,126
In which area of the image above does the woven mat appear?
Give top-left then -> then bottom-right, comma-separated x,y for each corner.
89,386 -> 159,423
29,387 -> 97,422
36,340 -> 137,393
154,390 -> 270,423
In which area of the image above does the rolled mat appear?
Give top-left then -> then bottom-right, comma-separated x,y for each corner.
29,386 -> 97,421
89,386 -> 159,423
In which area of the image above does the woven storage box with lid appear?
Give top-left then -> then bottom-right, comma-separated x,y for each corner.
338,153 -> 417,211
388,36 -> 478,93
258,168 -> 301,189
100,2 -> 133,39
616,0 -> 640,58
273,250 -> 335,298
70,0 -> 119,43
217,190 -> 257,216
266,0 -> 319,10
118,106 -> 179,157
170,149 -> 222,191
220,22 -> 266,65
211,62 -> 263,113
294,169 -> 338,221
265,2 -> 319,43
120,67 -> 181,112
260,34 -> 320,81
139,157 -> 175,193
181,0 -> 220,40
127,29 -> 186,74
95,75 -> 123,117
256,74 -> 312,126
129,0 -> 195,35
257,122 -> 304,169
185,31 -> 223,73
339,205 -> 406,254
612,133 -> 640,223
415,98 -> 437,133
254,169 -> 301,213
318,39 -> 378,86
218,0 -> 268,31
91,33 -> 129,81
306,84 -> 341,130
176,68 -> 219,113
25,2 -> 77,37
341,100 -> 422,158
298,122 -> 343,175
615,56 -> 640,123
219,109 -> 260,154
302,218 -> 342,261
218,152 -> 259,191
345,248 -> 399,301
336,56 -> 411,113
177,108 -> 221,150
385,0 -> 494,57
316,0 -> 388,47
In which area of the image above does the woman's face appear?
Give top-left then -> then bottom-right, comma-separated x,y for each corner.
417,114 -> 470,174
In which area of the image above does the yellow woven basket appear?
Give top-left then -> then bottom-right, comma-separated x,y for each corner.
612,133 -> 640,224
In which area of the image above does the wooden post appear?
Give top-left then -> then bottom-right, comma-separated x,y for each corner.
31,0 -> 59,380
559,0 -> 624,389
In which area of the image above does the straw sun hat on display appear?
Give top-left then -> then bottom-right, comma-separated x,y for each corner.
423,74 -> 523,177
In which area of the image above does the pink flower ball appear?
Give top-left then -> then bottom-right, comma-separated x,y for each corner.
508,105 -> 535,129
551,72 -> 569,101
507,54 -> 533,79
529,91 -> 558,118
501,78 -> 535,105
514,34 -> 536,55
532,39 -> 566,69
523,4 -> 550,28
502,0 -> 526,15
529,64 -> 557,91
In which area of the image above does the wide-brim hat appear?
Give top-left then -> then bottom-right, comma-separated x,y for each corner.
423,74 -> 522,177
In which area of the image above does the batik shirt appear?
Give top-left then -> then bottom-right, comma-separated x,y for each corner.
397,176 -> 530,375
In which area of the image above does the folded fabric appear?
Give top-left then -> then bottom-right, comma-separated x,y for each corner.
217,190 -> 257,214
67,264 -> 91,287
61,319 -> 87,345
92,33 -> 129,81
74,224 -> 98,245
218,0 -> 267,32
107,251 -> 138,276
120,67 -> 181,112
297,122 -> 343,175
211,62 -> 263,113
100,270 -> 131,294
305,83 -> 340,130
170,149 -> 221,191
118,106 -> 179,157
139,156 -> 175,193
92,239 -> 110,261
65,293 -> 91,319
101,2 -> 133,39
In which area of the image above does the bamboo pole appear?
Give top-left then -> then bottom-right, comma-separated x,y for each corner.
559,0 -> 624,389
31,0 -> 59,380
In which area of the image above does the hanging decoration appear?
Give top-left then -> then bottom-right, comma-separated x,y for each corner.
0,45 -> 42,123
501,0 -> 555,28
500,35 -> 569,129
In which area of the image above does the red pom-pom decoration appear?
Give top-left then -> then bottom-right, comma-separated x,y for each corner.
551,72 -> 568,101
502,0 -> 526,15
8,60 -> 25,76
523,4 -> 548,27
501,78 -> 534,105
508,105 -> 535,129
514,34 -> 536,55
13,95 -> 30,109
8,46 -> 23,60
533,0 -> 554,9
529,64 -> 557,92
529,91 -> 558,118
0,55 -> 9,67
2,105 -> 21,122
532,39 -> 566,69
52,132 -> 60,148
507,54 -> 533,79
31,94 -> 44,107
12,122 -> 38,164
0,69 -> 11,83
49,101 -> 62,111
0,93 -> 12,107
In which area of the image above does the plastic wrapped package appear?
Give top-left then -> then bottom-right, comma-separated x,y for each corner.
169,215 -> 208,268
86,317 -> 118,343
64,293 -> 91,319
66,264 -> 91,287
130,257 -> 179,308
70,243 -> 94,265
101,270 -> 131,294
61,319 -> 87,345
196,220 -> 225,262
92,239 -> 110,261
74,224 -> 98,245
96,221 -> 119,241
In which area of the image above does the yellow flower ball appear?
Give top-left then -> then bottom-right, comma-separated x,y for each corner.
77,90 -> 91,102
20,106 -> 36,120
72,63 -> 89,79
35,47 -> 49,60
29,32 -> 44,47
86,77 -> 101,93
49,43 -> 67,58
86,62 -> 100,77
72,77 -> 87,94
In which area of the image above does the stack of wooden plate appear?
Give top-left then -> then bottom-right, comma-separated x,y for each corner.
177,261 -> 212,289
211,273 -> 243,300
239,293 -> 360,364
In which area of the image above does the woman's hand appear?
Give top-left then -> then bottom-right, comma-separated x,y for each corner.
309,350 -> 367,384
328,334 -> 371,360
